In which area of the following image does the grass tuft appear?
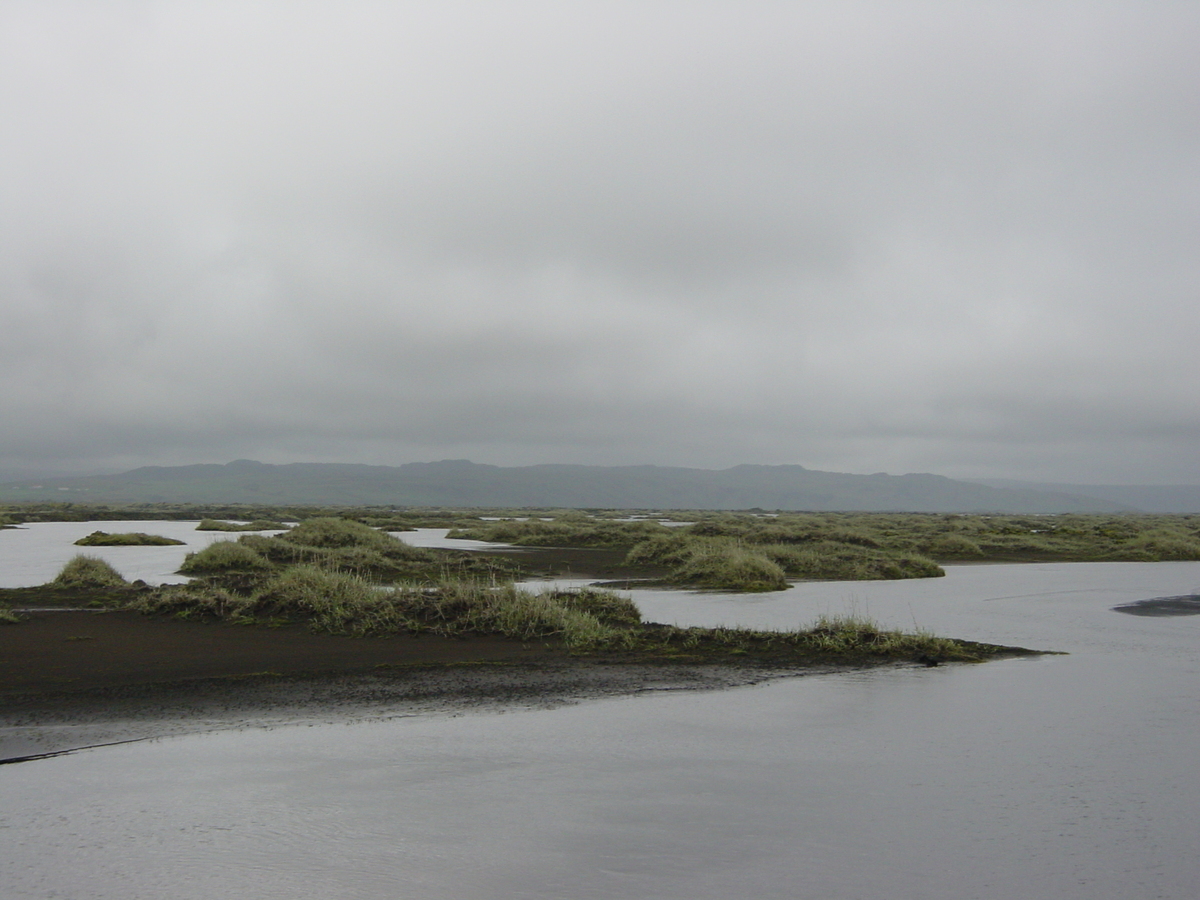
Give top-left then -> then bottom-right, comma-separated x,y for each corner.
179,540 -> 273,575
52,555 -> 128,588
197,518 -> 290,532
672,540 -> 790,592
126,582 -> 251,620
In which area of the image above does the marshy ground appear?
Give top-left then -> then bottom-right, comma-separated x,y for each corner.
2,567 -> 1028,763
11,505 -> 1155,753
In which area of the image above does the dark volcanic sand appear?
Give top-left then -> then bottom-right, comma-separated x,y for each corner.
0,544 -> 920,762
1112,594 -> 1200,616
0,568 -> 880,763
1,658 -> 839,763
0,609 -> 848,763
0,608 -> 556,696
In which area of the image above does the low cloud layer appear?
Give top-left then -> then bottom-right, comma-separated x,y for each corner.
2,2 -> 1197,483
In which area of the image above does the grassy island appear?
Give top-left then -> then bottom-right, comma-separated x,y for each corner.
196,518 -> 291,532
113,519 -> 1000,660
447,509 -> 1200,590
0,517 -> 1036,710
446,514 -> 946,590
73,531 -> 186,547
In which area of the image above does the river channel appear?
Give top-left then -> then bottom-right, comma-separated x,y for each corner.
2,524 -> 1199,898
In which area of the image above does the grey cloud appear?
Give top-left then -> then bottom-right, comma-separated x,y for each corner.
2,2 -> 1198,484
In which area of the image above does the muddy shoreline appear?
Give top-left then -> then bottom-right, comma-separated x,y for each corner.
0,600 -> 915,764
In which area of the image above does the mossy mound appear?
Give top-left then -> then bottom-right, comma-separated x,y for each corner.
196,519 -> 290,532
52,555 -> 129,588
625,534 -> 941,591
74,531 -> 185,547
179,540 -> 274,576
177,518 -> 518,588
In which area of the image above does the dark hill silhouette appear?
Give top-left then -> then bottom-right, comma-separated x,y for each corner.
0,459 -> 1133,512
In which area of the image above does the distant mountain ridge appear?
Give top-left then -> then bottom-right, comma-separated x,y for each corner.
969,479 -> 1200,515
0,459 -> 1148,512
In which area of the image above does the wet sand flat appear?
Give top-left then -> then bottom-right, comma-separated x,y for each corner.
0,609 -> 559,698
0,610 -> 844,763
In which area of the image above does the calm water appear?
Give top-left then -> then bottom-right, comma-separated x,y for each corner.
3,525 -> 1199,898
0,520 -> 288,588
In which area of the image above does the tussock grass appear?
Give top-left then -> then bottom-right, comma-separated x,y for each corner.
626,534 -> 941,590
549,587 -> 643,626
924,533 -> 984,557
762,543 -> 943,580
391,581 -> 622,648
74,531 -> 185,546
127,582 -> 251,620
179,540 -> 273,575
126,546 -> 1011,662
447,515 -> 672,548
672,540 -> 790,592
624,533 -> 695,567
196,518 -> 289,532
802,613 -> 961,655
267,518 -> 446,577
279,517 -> 413,551
139,569 -> 629,649
136,570 -> 990,660
249,566 -> 398,633
1111,530 -> 1200,561
167,517 -> 518,595
626,613 -> 987,662
52,555 -> 128,588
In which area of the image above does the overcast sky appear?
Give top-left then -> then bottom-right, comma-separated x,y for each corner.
2,1 -> 1197,484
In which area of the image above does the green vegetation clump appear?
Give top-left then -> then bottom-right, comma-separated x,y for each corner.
447,514 -> 673,548
275,517 -> 423,552
129,582 -> 250,620
52,555 -> 129,588
450,511 -> 952,591
196,518 -> 289,532
5,503 -> 1198,567
625,532 -> 940,590
25,509 -> 1023,663
129,569 -> 1005,661
388,580 -> 622,648
249,566 -> 397,633
760,542 -> 943,580
586,510 -> 1200,578
1110,529 -> 1200,561
74,530 -> 185,546
670,540 -> 790,592
625,615 -> 960,658
255,518 -> 469,580
179,540 -> 274,576
176,518 -> 516,589
132,568 -> 625,650
549,587 -> 643,626
924,533 -> 985,558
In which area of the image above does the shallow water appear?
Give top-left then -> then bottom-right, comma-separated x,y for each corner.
0,520 -> 286,587
3,526 -> 1200,898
